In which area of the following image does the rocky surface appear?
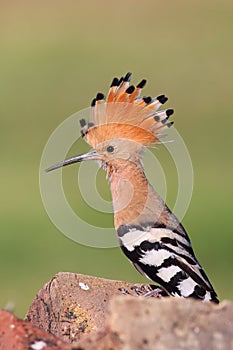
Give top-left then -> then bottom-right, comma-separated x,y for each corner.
0,309 -> 68,350
1,272 -> 233,349
25,272 -> 157,343
108,297 -> 233,350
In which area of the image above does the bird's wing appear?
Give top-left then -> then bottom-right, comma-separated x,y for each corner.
118,224 -> 218,302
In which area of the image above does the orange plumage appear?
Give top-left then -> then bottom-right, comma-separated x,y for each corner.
81,72 -> 173,148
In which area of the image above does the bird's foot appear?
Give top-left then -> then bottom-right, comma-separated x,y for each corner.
130,284 -> 153,296
118,287 -> 131,296
119,284 -> 167,298
132,284 -> 167,298
142,287 -> 165,298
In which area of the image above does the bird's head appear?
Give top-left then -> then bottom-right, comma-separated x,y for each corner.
46,138 -> 144,173
46,72 -> 174,173
95,138 -> 143,166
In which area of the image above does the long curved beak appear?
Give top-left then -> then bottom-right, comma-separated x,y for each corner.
46,150 -> 100,172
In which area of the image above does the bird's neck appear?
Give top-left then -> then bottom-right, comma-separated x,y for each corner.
107,160 -> 169,229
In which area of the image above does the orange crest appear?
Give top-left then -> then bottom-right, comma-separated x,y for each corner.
80,73 -> 174,148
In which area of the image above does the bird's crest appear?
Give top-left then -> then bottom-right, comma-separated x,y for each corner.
80,72 -> 174,148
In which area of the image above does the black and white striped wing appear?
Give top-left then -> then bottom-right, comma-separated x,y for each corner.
117,224 -> 219,303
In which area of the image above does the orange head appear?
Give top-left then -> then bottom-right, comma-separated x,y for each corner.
46,72 -> 174,173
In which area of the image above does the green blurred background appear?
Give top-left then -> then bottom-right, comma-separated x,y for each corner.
1,0 -> 233,318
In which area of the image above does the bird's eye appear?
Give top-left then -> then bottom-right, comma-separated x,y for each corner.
106,145 -> 114,153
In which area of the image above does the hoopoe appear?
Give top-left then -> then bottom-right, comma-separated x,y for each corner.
46,73 -> 219,303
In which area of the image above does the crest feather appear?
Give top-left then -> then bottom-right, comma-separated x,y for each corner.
81,73 -> 174,148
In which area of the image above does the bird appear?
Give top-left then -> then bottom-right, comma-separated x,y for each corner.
46,72 -> 219,303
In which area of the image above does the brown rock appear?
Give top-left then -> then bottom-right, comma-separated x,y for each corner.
25,272 -> 155,343
69,296 -> 233,350
108,297 -> 233,350
0,310 -> 68,350
25,272 -> 233,349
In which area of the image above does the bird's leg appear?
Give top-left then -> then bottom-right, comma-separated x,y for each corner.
118,287 -> 132,296
142,287 -> 167,298
139,285 -> 168,298
119,284 -> 168,298
130,284 -> 153,296
118,285 -> 152,296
